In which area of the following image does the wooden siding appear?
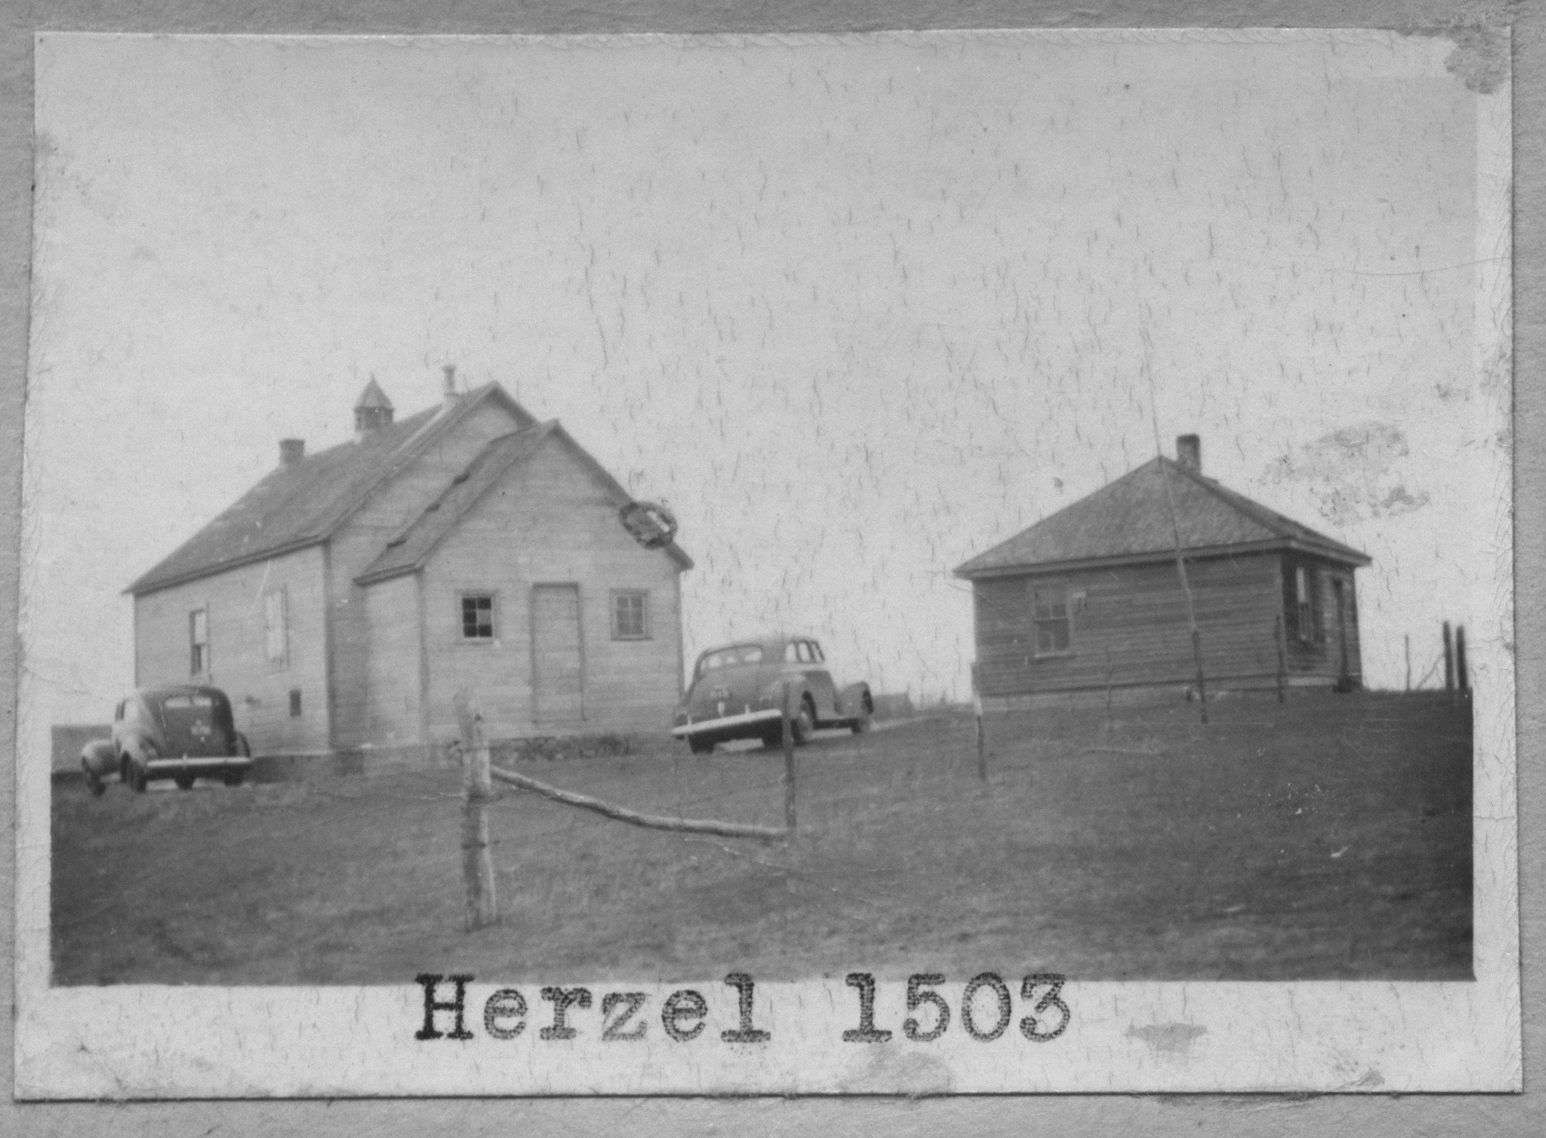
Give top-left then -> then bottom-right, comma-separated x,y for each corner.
131,545 -> 330,752
418,433 -> 684,740
974,553 -> 1291,697
362,572 -> 423,745
327,398 -> 529,747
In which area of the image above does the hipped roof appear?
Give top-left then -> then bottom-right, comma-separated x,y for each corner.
954,456 -> 1370,579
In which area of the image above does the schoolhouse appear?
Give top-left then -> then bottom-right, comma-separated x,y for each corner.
126,370 -> 692,754
954,435 -> 1370,705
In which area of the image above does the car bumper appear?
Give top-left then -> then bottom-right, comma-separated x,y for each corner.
671,708 -> 783,738
143,756 -> 254,777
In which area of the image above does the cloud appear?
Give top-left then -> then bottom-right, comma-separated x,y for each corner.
1261,422 -> 1431,528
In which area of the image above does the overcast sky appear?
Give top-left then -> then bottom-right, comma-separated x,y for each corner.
22,30 -> 1509,761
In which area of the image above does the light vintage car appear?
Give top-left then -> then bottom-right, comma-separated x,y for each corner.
671,634 -> 873,754
82,685 -> 253,793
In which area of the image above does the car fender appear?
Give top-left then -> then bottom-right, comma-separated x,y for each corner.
118,733 -> 159,767
80,738 -> 116,779
761,678 -> 811,715
836,682 -> 872,718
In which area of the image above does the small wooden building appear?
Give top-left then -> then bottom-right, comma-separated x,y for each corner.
954,435 -> 1370,705
127,371 -> 692,754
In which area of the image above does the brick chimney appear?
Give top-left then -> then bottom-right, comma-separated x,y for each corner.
279,438 -> 305,466
1176,434 -> 1201,473
442,364 -> 460,409
354,377 -> 395,437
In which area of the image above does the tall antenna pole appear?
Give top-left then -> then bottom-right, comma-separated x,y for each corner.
1143,337 -> 1208,724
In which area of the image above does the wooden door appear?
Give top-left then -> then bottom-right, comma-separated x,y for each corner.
532,584 -> 584,725
1332,579 -> 1350,682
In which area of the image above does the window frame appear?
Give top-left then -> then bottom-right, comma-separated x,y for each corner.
457,591 -> 498,644
1295,565 -> 1323,645
609,589 -> 651,641
189,606 -> 210,677
1031,583 -> 1074,658
264,586 -> 289,670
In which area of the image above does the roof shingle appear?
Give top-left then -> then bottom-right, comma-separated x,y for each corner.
954,457 -> 1369,578
126,384 -> 528,595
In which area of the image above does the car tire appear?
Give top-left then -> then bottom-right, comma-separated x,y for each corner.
128,759 -> 148,794
688,736 -> 714,756
850,694 -> 874,735
82,759 -> 106,798
223,770 -> 246,787
175,774 -> 195,791
791,698 -> 815,746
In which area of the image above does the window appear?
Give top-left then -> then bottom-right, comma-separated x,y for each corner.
189,608 -> 209,675
460,593 -> 495,641
1032,585 -> 1072,655
1295,566 -> 1322,644
699,644 -> 762,675
611,590 -> 649,640
808,640 -> 825,662
289,689 -> 302,717
264,588 -> 288,668
162,694 -> 214,709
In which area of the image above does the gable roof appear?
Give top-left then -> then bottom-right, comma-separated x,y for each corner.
355,420 -> 693,585
126,384 -> 537,596
954,456 -> 1370,579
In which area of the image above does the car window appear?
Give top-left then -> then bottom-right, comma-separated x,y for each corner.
808,640 -> 825,662
161,694 -> 215,710
799,642 -> 816,663
784,643 -> 800,663
700,645 -> 763,673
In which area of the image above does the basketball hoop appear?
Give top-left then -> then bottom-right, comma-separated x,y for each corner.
619,500 -> 678,550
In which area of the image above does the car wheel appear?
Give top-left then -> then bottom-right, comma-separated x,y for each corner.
850,693 -> 874,735
791,697 -> 815,746
688,736 -> 714,756
175,774 -> 195,791
82,759 -> 106,798
760,731 -> 782,749
128,759 -> 148,794
223,769 -> 247,787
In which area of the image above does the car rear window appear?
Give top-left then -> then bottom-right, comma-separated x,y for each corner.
161,694 -> 215,709
700,645 -> 764,673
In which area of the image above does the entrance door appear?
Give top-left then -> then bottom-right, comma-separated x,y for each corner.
532,584 -> 584,725
1332,579 -> 1350,682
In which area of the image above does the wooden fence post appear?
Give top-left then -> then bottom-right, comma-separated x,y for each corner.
1191,629 -> 1209,724
1274,615 -> 1288,704
1442,621 -> 1455,693
1455,624 -> 1469,695
971,663 -> 987,782
453,690 -> 499,932
1103,647 -> 1114,724
781,680 -> 798,835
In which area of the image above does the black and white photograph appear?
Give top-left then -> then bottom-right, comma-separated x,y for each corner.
13,24 -> 1517,1096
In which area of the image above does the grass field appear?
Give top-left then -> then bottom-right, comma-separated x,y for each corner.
51,690 -> 1472,985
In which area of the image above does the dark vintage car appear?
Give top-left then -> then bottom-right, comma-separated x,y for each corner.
670,634 -> 873,754
82,685 -> 252,793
